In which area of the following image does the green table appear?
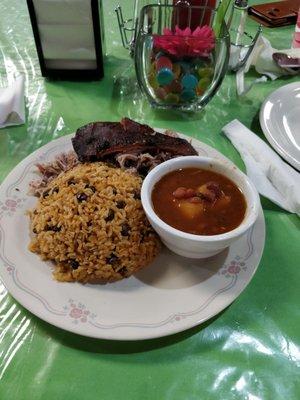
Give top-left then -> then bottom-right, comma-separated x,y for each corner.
0,1 -> 299,399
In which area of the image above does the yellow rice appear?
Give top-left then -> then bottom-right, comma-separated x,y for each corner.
28,162 -> 160,283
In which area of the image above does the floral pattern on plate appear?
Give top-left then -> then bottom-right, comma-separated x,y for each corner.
0,132 -> 265,340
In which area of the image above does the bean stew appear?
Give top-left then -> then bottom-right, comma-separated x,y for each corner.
152,168 -> 247,235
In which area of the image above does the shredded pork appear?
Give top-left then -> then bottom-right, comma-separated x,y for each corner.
30,129 -> 182,197
29,151 -> 79,197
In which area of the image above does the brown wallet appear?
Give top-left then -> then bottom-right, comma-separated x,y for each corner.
248,0 -> 300,27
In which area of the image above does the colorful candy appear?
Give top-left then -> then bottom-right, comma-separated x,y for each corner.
155,55 -> 174,85
157,68 -> 174,85
197,77 -> 211,91
197,67 -> 214,79
164,93 -> 179,104
173,63 -> 181,79
165,79 -> 182,94
148,73 -> 159,89
181,73 -> 198,90
181,89 -> 196,101
196,86 -> 204,96
154,87 -> 167,100
156,56 -> 173,71
149,51 -> 213,105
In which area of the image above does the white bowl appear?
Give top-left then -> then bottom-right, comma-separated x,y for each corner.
141,156 -> 260,259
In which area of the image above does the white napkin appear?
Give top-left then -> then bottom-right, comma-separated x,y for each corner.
0,76 -> 25,128
39,24 -> 96,60
33,0 -> 96,65
222,119 -> 300,215
249,36 -> 300,79
32,0 -> 92,25
236,35 -> 300,95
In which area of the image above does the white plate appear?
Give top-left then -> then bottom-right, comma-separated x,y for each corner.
260,82 -> 300,171
0,131 -> 265,340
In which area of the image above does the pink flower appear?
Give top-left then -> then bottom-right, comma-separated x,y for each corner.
70,307 -> 83,319
5,199 -> 17,208
153,25 -> 215,58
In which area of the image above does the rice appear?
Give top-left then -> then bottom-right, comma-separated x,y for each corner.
28,162 -> 160,283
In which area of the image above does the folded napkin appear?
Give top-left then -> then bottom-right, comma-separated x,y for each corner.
236,35 -> 300,95
33,1 -> 96,65
38,24 -> 96,60
0,76 -> 25,128
222,120 -> 300,215
249,36 -> 300,79
33,0 -> 92,25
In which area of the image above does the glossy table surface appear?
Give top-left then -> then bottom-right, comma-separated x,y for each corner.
0,1 -> 299,399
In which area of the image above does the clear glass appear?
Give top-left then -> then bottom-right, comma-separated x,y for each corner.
228,26 -> 262,71
134,4 -> 230,111
228,1 -> 262,72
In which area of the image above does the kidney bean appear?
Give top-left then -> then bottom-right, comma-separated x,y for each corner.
173,187 -> 197,199
121,223 -> 130,236
206,182 -> 222,197
186,188 -> 197,198
105,209 -> 115,222
187,196 -> 202,203
69,259 -> 79,269
76,192 -> 88,202
116,200 -> 126,209
172,187 -> 187,199
106,253 -> 119,265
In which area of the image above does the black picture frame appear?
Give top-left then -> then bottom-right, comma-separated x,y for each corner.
26,0 -> 104,80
